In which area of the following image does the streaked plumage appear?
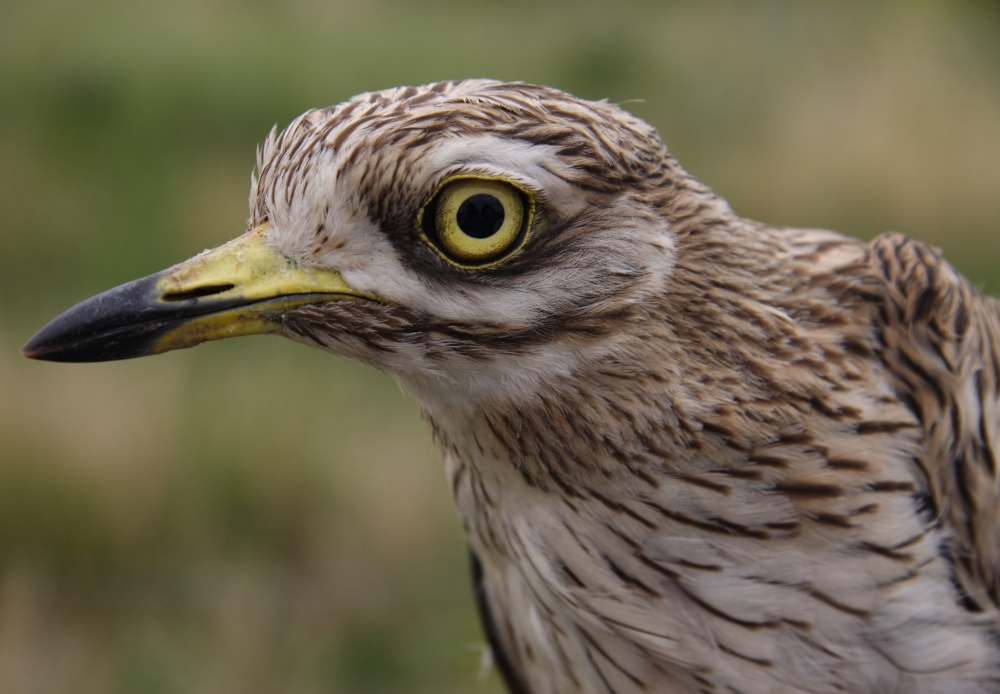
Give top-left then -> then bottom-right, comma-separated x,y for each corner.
24,80 -> 1000,693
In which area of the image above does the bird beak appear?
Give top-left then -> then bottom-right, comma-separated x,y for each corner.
22,225 -> 371,362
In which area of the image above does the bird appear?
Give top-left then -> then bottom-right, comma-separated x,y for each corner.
21,79 -> 1000,694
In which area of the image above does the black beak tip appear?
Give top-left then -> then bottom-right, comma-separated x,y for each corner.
20,334 -> 94,362
21,325 -> 62,361
18,274 -> 168,363
20,324 -> 94,363
17,271 -> 247,363
20,342 -> 43,360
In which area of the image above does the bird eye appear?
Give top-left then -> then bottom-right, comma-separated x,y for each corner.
420,178 -> 533,267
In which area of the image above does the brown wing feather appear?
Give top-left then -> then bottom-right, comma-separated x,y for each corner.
865,233 -> 1000,611
471,549 -> 536,694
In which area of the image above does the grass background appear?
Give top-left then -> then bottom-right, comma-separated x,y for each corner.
1,1 -> 999,692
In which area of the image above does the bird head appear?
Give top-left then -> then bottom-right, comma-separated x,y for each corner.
23,80 -> 729,404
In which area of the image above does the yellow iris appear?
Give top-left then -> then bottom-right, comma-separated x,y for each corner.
423,178 -> 532,266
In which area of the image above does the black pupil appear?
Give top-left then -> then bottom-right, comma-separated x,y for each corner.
456,194 -> 505,239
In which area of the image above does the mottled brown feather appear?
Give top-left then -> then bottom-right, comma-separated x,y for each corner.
249,81 -> 1000,693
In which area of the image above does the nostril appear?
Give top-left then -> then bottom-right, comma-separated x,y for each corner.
161,284 -> 236,302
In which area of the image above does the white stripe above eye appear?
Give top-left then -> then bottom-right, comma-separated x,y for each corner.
416,135 -> 591,220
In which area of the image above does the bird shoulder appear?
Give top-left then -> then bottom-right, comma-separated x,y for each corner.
863,232 -> 1000,611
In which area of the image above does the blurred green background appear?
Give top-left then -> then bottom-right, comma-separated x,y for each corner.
1,1 -> 999,692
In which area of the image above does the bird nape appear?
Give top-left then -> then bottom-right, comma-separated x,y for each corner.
22,80 -> 1000,694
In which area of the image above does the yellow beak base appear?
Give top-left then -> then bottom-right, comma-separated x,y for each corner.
23,226 -> 371,362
